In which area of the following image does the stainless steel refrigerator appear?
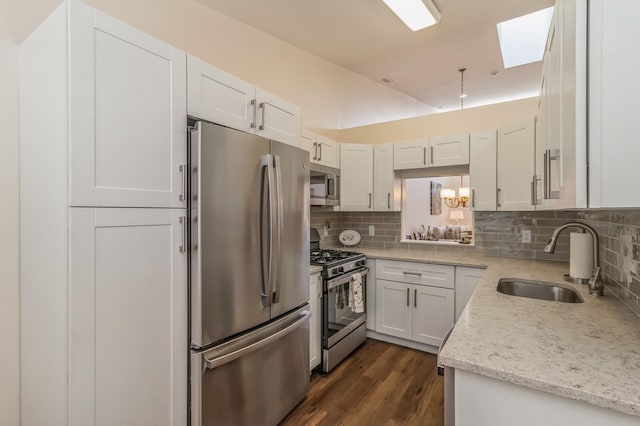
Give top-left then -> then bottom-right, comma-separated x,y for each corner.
189,121 -> 310,426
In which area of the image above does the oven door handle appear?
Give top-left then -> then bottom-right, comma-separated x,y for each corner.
326,267 -> 368,290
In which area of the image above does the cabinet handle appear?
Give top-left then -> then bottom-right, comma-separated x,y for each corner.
179,216 -> 187,253
369,193 -> 372,209
313,142 -> 318,160
430,146 -> 434,165
414,289 -> 417,308
496,188 -> 502,209
179,164 -> 187,202
472,188 -> 476,209
544,149 -> 560,200
423,147 -> 427,165
318,144 -> 322,161
387,192 -> 391,209
531,175 -> 537,206
403,271 -> 422,277
543,150 -> 549,199
258,102 -> 266,131
406,288 -> 410,307
250,99 -> 257,128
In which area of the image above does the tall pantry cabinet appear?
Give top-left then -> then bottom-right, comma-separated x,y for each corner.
20,1 -> 187,425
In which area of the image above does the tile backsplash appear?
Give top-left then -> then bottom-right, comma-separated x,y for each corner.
311,208 -> 640,316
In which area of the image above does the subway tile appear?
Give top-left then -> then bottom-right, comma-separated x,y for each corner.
534,251 -> 569,262
467,247 -> 500,257
498,248 -> 535,259
384,242 -> 410,250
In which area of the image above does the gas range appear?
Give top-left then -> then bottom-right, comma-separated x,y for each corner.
310,249 -> 366,279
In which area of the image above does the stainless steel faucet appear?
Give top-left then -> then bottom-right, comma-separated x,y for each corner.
544,222 -> 604,296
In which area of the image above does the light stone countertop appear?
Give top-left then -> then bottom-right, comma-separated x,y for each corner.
352,247 -> 640,417
310,265 -> 323,275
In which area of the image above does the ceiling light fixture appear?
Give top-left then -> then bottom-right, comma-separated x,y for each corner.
458,68 -> 467,109
382,0 -> 441,31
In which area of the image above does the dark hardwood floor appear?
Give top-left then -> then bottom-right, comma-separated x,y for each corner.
280,339 -> 444,426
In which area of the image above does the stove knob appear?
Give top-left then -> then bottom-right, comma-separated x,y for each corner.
332,268 -> 339,275
338,266 -> 344,273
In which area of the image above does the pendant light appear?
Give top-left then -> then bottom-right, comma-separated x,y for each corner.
459,68 -> 467,110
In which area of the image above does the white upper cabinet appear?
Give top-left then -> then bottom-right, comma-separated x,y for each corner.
373,144 -> 400,211
300,130 -> 316,162
393,136 -> 469,170
301,131 -> 339,168
393,139 -> 430,170
536,0 -> 588,210
589,0 -> 640,207
314,134 -> 340,168
187,55 -> 255,133
254,88 -> 301,147
469,130 -> 497,211
429,134 -> 470,167
340,144 -> 374,211
187,55 -> 301,147
497,119 -> 536,211
48,1 -> 187,208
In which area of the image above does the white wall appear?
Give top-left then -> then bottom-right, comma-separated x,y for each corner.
0,37 -> 21,426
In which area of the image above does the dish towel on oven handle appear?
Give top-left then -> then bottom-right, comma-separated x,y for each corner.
350,272 -> 364,313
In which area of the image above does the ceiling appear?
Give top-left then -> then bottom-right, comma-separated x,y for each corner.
196,0 -> 554,114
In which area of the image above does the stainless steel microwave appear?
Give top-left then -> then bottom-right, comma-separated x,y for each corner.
310,163 -> 340,206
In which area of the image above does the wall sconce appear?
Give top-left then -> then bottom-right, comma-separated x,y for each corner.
441,187 -> 470,208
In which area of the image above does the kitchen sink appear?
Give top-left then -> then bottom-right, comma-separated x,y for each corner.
497,278 -> 584,303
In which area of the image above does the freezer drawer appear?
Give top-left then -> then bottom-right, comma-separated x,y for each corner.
191,306 -> 310,426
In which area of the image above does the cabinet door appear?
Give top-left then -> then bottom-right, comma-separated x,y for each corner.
429,134 -> 470,167
376,279 -> 412,340
309,273 -> 322,372
469,130 -> 497,211
300,130 -> 316,163
187,55 -> 256,133
316,134 -> 340,168
455,267 -> 485,321
412,285 -> 454,347
373,143 -> 400,211
340,143 -> 373,211
69,4 -> 187,208
255,88 -> 301,147
497,120 -> 536,211
393,139 -> 429,170
69,208 -> 187,426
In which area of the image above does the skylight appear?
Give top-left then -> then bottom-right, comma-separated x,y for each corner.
497,7 -> 554,69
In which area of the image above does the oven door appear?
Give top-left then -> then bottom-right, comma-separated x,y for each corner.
323,267 -> 368,348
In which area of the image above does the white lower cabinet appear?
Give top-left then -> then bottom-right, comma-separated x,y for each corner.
69,208 -> 188,426
455,370 -> 640,426
455,267 -> 485,321
309,272 -> 322,372
412,285 -> 455,346
374,260 -> 455,348
376,279 -> 413,340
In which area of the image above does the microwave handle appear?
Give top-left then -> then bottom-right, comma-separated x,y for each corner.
327,177 -> 335,196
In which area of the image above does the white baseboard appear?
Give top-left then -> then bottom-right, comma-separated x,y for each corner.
365,329 -> 439,355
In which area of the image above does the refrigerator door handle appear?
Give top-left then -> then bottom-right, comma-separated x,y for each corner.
203,310 -> 311,370
271,154 -> 284,303
260,154 -> 275,306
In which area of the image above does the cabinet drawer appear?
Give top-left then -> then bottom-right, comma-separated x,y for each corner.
376,260 -> 454,289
